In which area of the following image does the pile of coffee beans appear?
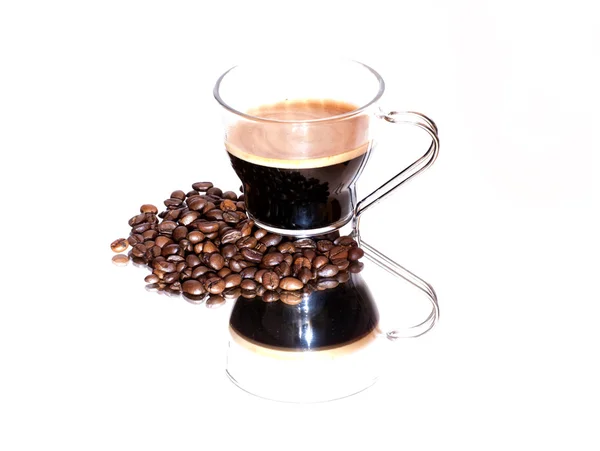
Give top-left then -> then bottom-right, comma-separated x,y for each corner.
111,182 -> 364,307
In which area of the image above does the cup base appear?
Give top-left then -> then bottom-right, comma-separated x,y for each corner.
247,212 -> 353,238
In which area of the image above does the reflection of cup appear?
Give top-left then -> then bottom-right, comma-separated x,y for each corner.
214,58 -> 439,235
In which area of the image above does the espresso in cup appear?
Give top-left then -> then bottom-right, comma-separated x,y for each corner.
226,99 -> 371,232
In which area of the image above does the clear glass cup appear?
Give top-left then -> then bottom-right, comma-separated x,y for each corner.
214,58 -> 440,402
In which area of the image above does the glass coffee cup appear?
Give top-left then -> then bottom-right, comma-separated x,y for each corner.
214,58 -> 440,402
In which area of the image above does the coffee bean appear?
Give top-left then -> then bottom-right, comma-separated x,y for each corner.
181,267 -> 193,280
335,259 -> 350,271
318,264 -> 339,278
132,243 -> 147,258
277,242 -> 296,254
203,240 -> 218,254
163,272 -> 180,284
182,279 -> 205,295
158,221 -> 178,233
219,199 -> 237,212
191,265 -> 210,278
164,209 -> 181,221
223,287 -> 241,300
221,229 -> 242,244
297,267 -> 313,284
336,271 -> 350,283
179,239 -> 192,252
218,268 -> 232,278
238,220 -> 253,237
254,242 -> 268,254
241,248 -> 263,263
348,262 -> 364,273
206,294 -> 225,308
240,279 -> 257,291
208,253 -> 225,270
241,289 -> 257,299
312,255 -> 329,269
186,190 -> 199,197
263,290 -> 279,302
183,292 -> 208,304
229,259 -> 243,273
274,262 -> 291,278
237,236 -> 257,249
260,233 -> 282,247
156,260 -> 176,273
161,243 -> 180,256
164,198 -> 183,208
166,254 -> 185,263
205,232 -> 218,240
293,257 -> 311,273
132,222 -> 151,234
222,211 -> 241,224
236,201 -> 246,211
172,226 -> 188,242
294,238 -> 316,249
112,254 -> 129,266
220,244 -> 237,259
254,229 -> 268,240
240,267 -> 258,279
222,191 -> 238,201
280,277 -> 304,291
187,230 -> 205,244
283,254 -> 293,266
111,238 -> 129,253
128,213 -> 146,226
128,234 -> 144,246
206,187 -> 223,198
179,210 -> 200,226
193,242 -> 204,254
140,204 -> 158,214
192,182 -> 213,191
329,245 -> 348,261
202,202 -> 216,214
145,274 -> 159,284
205,277 -> 225,294
256,285 -> 266,296
168,189 -> 184,200
317,278 -> 339,290
302,249 -> 316,262
187,196 -> 207,211
144,213 -> 158,225
316,240 -> 334,253
224,273 -> 242,288
280,291 -> 303,305
334,236 -> 357,247
155,236 -> 172,248
348,247 -> 364,261
150,246 -> 161,258
254,269 -> 267,284
198,222 -> 219,233
261,271 -> 279,290
142,230 -> 158,241
262,252 -> 284,267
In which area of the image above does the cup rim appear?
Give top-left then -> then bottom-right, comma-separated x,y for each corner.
213,59 -> 385,124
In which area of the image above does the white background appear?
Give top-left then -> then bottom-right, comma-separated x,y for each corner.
1,0 -> 599,449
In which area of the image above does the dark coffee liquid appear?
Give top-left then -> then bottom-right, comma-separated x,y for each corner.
228,152 -> 368,230
229,274 -> 379,351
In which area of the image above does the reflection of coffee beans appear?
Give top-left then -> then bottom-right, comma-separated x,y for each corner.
111,181 -> 365,308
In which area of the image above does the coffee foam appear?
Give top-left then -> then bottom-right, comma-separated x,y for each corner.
225,99 -> 371,169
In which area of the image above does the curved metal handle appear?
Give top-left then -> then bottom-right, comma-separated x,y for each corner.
354,111 -> 440,218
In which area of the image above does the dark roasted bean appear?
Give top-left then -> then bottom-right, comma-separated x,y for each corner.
263,290 -> 279,302
132,222 -> 151,234
203,241 -> 218,254
229,259 -> 243,273
262,252 -> 284,267
161,243 -> 180,256
132,243 -> 147,258
348,247 -> 364,261
127,234 -> 144,246
223,211 -> 241,224
186,230 -> 205,244
205,277 -> 225,294
336,271 -> 350,283
208,253 -> 225,271
277,242 -> 296,254
238,220 -> 253,237
222,191 -> 238,201
193,242 -> 204,254
348,262 -> 364,273
187,196 -> 207,211
335,259 -> 350,271
316,240 -> 334,253
179,210 -> 200,226
156,260 -> 176,273
240,279 -> 257,291
256,285 -> 266,296
192,181 -> 213,191
164,198 -> 183,208
317,278 -> 339,290
163,272 -> 180,284
202,201 -> 216,214
145,274 -> 159,284
166,254 -> 184,262
207,187 -> 223,198
236,236 -> 257,249
334,236 -> 357,247
254,228 -> 268,240
172,226 -> 188,241
223,287 -> 242,300
221,229 -> 242,244
205,231 -> 219,240
293,257 -> 311,273
302,249 -> 316,262
111,238 -> 129,253
274,262 -> 291,278
164,209 -> 181,221
205,209 -> 223,220
254,242 -> 268,254
297,267 -> 313,284
218,267 -> 232,278
198,222 -> 219,233
191,265 -> 210,278
241,289 -> 257,299
170,190 -> 186,200
224,273 -> 242,288
220,199 -> 237,211
280,277 -> 304,291
142,229 -> 158,241
186,190 -> 199,197
280,291 -> 303,305
155,236 -> 172,248
236,201 -> 246,211
240,267 -> 258,279
318,264 -> 339,278
206,294 -> 225,308
329,245 -> 349,261
183,292 -> 208,304
254,269 -> 267,284
221,244 -> 237,258
241,248 -> 263,263
260,233 -> 282,247
262,271 -> 279,290
129,213 -> 146,226
312,255 -> 329,269
140,204 -> 158,214
294,238 -> 316,249
158,220 -> 177,233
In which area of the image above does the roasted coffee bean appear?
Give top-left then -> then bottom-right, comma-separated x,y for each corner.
316,240 -> 334,253
229,259 -> 243,273
329,245 -> 349,261
128,234 -> 144,246
161,243 -> 180,256
254,269 -> 267,284
254,242 -> 268,254
241,289 -> 257,299
150,246 -> 161,258
132,243 -> 147,258
205,231 -> 219,240
187,230 -> 205,244
223,211 -> 242,224
318,264 -> 339,278
172,226 -> 188,242
283,254 -> 293,266
217,267 -> 232,278
111,238 -> 129,253
335,259 -> 350,271
163,272 -> 180,284
179,210 -> 200,226
198,222 -> 219,233
155,236 -> 172,248
140,204 -> 158,214
181,267 -> 193,280
176,260 -> 187,272
302,249 -> 316,262
261,271 -> 279,290
221,244 -> 237,258
240,279 -> 257,291
168,282 -> 182,292
294,238 -> 316,249
221,229 -> 242,244
129,213 -> 146,226
205,209 -> 224,221
205,277 -> 225,294
183,292 -> 208,304
312,255 -> 329,269
144,213 -> 158,224
144,274 -> 159,284
206,187 -> 223,198
203,240 -> 218,254
262,290 -> 279,302
191,265 -> 210,278
206,294 -> 225,308
348,247 -> 364,261
156,260 -> 176,273
262,252 -> 284,267
164,209 -> 182,221
132,222 -> 151,234
236,201 -> 246,211
236,236 -> 257,249
238,220 -> 253,237
277,242 -> 296,254
193,242 -> 204,254
256,285 -> 266,296
112,254 -> 129,266
142,229 -> 158,241
240,267 -> 258,279
186,190 -> 199,198
222,191 -> 238,201
336,271 -> 350,283
280,291 -> 303,305
293,257 -> 311,273
187,196 -> 207,211
297,267 -> 313,284
202,201 -> 216,214
166,254 -> 185,263
254,228 -> 268,240
348,262 -> 364,274
220,199 -> 237,211
192,181 -> 213,191
274,262 -> 291,278
158,220 -> 178,233
334,236 -> 357,247
223,287 -> 242,300
164,198 -> 183,208
179,239 -> 192,252
260,233 -> 282,247
171,190 -> 186,200
280,277 -> 304,291
207,253 -> 224,270
241,248 -> 263,263
317,278 -> 339,290
224,273 -> 242,288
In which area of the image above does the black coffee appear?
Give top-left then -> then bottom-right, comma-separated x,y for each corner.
229,273 -> 379,351
225,98 -> 371,231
